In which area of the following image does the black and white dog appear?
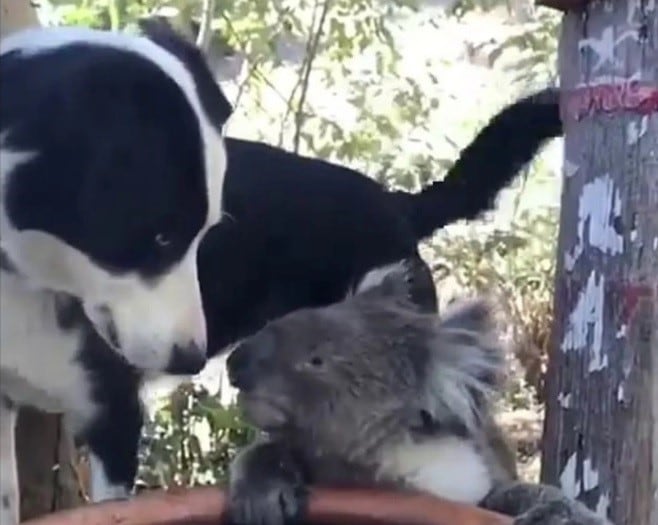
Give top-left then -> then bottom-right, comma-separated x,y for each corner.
0,18 -> 563,522
0,20 -> 232,523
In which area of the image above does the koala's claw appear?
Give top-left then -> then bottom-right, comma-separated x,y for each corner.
228,479 -> 306,525
513,500 -> 606,525
227,448 -> 308,525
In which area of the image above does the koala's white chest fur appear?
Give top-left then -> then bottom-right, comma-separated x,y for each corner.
377,435 -> 493,504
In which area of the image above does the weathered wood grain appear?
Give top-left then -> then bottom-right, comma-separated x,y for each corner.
542,2 -> 658,524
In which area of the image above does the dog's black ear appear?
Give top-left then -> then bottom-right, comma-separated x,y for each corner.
353,255 -> 438,313
137,16 -> 233,127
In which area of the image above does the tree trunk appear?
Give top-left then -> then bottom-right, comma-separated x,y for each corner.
1,2 -> 88,520
541,2 -> 658,525
16,409 -> 86,520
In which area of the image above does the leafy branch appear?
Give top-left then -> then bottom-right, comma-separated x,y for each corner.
292,0 -> 331,153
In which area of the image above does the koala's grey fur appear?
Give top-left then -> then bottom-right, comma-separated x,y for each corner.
225,259 -> 613,525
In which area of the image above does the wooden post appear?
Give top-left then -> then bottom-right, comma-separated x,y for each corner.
539,1 -> 658,524
0,1 -> 88,519
0,0 -> 39,36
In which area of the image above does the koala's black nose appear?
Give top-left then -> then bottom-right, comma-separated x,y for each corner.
166,342 -> 207,375
227,330 -> 275,390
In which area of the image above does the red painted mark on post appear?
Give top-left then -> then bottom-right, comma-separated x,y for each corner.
620,283 -> 653,324
562,82 -> 658,121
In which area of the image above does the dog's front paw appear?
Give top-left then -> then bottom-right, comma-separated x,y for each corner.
227,442 -> 308,525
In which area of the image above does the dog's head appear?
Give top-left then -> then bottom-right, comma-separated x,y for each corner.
227,259 -> 505,457
0,21 -> 233,374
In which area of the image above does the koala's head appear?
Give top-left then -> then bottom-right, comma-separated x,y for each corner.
226,258 -> 506,458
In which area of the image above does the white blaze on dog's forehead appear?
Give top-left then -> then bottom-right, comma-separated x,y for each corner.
1,26 -> 227,231
378,436 -> 493,504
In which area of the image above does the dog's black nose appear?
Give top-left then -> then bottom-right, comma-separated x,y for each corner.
166,342 -> 207,375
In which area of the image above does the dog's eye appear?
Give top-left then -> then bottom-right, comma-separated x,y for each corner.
154,233 -> 171,248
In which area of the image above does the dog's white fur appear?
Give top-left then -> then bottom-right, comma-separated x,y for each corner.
0,26 -> 227,522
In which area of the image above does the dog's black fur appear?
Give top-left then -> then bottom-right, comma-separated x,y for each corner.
200,87 -> 562,356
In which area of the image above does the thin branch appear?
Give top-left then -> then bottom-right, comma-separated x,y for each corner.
292,0 -> 331,153
218,9 -> 345,146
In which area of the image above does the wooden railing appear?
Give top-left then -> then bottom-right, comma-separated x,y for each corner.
22,487 -> 513,525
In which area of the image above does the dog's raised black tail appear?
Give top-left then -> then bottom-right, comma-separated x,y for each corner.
392,88 -> 562,241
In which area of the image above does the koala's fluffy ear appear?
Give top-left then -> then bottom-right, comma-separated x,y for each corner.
353,256 -> 438,313
419,297 -> 506,433
438,297 -> 504,388
440,297 -> 494,335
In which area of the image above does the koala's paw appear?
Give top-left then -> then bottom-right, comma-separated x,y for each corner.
513,501 -> 608,525
227,455 -> 307,525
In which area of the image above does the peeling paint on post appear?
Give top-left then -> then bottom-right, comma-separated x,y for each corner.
541,1 -> 658,524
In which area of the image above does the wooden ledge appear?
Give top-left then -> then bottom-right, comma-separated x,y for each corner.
22,486 -> 513,525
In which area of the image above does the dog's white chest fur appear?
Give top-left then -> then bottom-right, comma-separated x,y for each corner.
377,435 -> 493,504
0,271 -> 94,423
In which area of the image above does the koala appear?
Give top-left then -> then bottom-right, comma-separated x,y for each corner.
225,259 -> 613,525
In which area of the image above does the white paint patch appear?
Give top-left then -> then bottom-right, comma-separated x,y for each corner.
617,382 -> 625,401
561,271 -> 608,373
378,436 -> 492,504
595,491 -> 611,518
564,175 -> 623,269
627,116 -> 649,145
558,392 -> 572,408
582,458 -> 599,491
628,0 -> 656,27
583,175 -> 623,255
559,452 -> 580,499
616,324 -> 627,339
578,27 -> 638,73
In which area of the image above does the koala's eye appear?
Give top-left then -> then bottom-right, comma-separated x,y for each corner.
309,356 -> 324,367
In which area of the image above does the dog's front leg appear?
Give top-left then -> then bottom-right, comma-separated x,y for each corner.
82,398 -> 143,503
0,396 -> 19,525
